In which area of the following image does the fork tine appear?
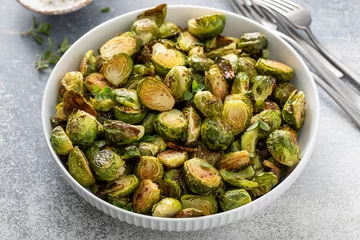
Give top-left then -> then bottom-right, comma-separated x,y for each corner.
279,0 -> 300,9
230,0 -> 253,19
229,0 -> 245,15
259,0 -> 289,15
272,0 -> 296,11
252,0 -> 278,24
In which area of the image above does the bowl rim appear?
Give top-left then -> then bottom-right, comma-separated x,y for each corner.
41,4 -> 319,228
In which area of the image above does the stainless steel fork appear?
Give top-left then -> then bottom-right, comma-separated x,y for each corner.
229,0 -> 360,127
255,0 -> 360,89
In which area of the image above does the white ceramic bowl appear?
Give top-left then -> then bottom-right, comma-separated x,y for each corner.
42,5 -> 319,231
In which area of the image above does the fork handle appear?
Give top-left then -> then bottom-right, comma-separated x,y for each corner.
305,27 -> 360,90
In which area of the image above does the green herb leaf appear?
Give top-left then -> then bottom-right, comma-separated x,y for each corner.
192,80 -> 198,91
93,86 -> 100,94
141,135 -> 157,142
184,91 -> 193,101
259,120 -> 270,131
32,16 -> 38,28
262,49 -> 269,59
196,83 -> 205,92
57,36 -> 71,53
33,34 -> 43,45
101,7 -> 110,13
36,20 -> 51,35
246,121 -> 259,131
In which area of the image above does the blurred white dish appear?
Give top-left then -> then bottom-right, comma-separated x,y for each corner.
17,0 -> 92,15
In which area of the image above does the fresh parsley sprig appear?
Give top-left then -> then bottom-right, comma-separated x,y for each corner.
20,16 -> 51,45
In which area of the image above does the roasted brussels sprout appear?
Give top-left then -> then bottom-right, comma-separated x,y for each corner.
231,72 -> 250,95
188,46 -> 204,57
255,58 -> 294,82
62,90 -> 97,117
100,31 -> 140,60
220,167 -> 257,189
180,194 -> 218,215
131,19 -> 159,45
282,90 -> 306,130
266,130 -> 300,167
159,22 -> 181,38
125,75 -> 146,90
222,94 -> 253,135
256,110 -> 282,139
114,105 -> 147,124
163,66 -> 192,102
188,14 -> 226,39
158,150 -> 188,169
104,120 -> 145,145
121,145 -> 141,161
137,77 -> 175,111
84,73 -> 113,94
79,50 -> 96,78
217,36 -> 240,47
90,149 -> 125,182
154,109 -> 187,141
221,53 -> 239,75
251,75 -> 276,113
228,140 -> 241,153
160,169 -> 187,198
280,124 -> 298,140
66,110 -> 103,149
132,179 -> 161,214
200,117 -> 234,151
272,82 -> 297,107
251,172 -> 279,197
206,42 -> 237,60
217,150 -> 250,171
59,71 -> 84,100
90,98 -> 116,112
182,106 -> 202,146
151,42 -> 187,77
132,62 -> 155,76
135,156 -> 164,182
188,54 -> 215,72
137,4 -> 167,26
183,158 -> 222,195
264,100 -> 281,115
238,32 -> 268,58
85,140 -> 106,163
101,175 -> 139,198
55,102 -> 67,121
149,135 -> 167,152
138,142 -> 159,156
176,31 -> 199,52
101,53 -> 133,87
152,198 -> 182,217
175,208 -> 205,218
50,126 -> 73,156
108,196 -> 133,211
205,36 -> 217,52
141,112 -> 158,135
193,91 -> 223,118
112,88 -> 141,110
237,57 -> 258,80
216,58 -> 235,80
219,189 -> 251,211
241,128 -> 258,157
68,147 -> 95,187
191,141 -> 222,167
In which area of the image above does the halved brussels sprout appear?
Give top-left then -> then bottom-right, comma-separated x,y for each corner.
151,42 -> 187,77
222,94 -> 253,135
112,88 -> 141,110
90,149 -> 125,182
159,22 -> 181,38
272,82 -> 297,107
220,167 -> 258,189
188,54 -> 215,73
238,32 -> 268,58
180,194 -> 218,215
188,46 -> 204,57
175,208 -> 205,218
250,154 -> 263,170
163,66 -> 192,102
266,130 -> 300,167
231,72 -> 250,94
137,77 -> 175,111
141,112 -> 158,135
280,124 -> 298,140
138,142 -> 159,156
216,58 -> 235,80
160,169 -> 187,198
176,31 -> 199,52
108,196 -> 133,211
205,37 -> 217,52
182,106 -> 202,146
114,105 -> 147,124
251,75 -> 276,113
205,65 -> 229,101
205,42 -> 237,60
219,189 -> 251,211
152,198 -> 182,217
193,91 -> 223,118
84,73 -> 113,94
149,135 -> 167,152
132,179 -> 161,214
121,145 -> 141,161
184,158 -> 222,195
255,58 -> 294,82
95,55 -> 105,72
237,57 -> 258,80
100,175 -> 139,198
191,141 -> 222,167
59,71 -> 84,101
241,128 -> 258,158
137,4 -> 167,26
133,62 -> 155,77
101,53 -> 133,87
201,117 -> 234,151
68,146 -> 95,187
228,140 -> 241,153
131,19 -> 159,45
66,110 -> 103,149
217,36 -> 240,48
125,75 -> 146,90
221,53 -> 239,74
256,110 -> 282,139
50,115 -> 66,128
85,140 -> 106,163
264,100 -> 281,115
100,31 -> 140,60
158,150 -> 188,169
135,156 -> 164,182
50,126 -> 73,156
90,98 -> 116,112
55,102 -> 67,121
63,90 -> 97,117
282,90 -> 306,130
217,150 -> 250,171
251,172 -> 279,197
188,14 -> 226,39
154,109 -> 187,141
79,50 -> 96,78
104,120 -> 145,145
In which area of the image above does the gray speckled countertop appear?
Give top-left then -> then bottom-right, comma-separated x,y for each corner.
1,0 -> 360,239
